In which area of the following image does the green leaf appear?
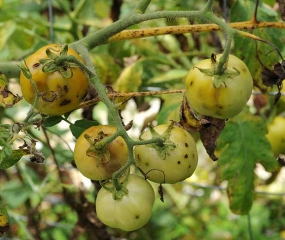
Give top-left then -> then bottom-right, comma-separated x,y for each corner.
148,69 -> 188,84
113,61 -> 143,94
69,119 -> 99,139
217,112 -> 278,215
43,116 -> 63,127
157,93 -> 181,124
1,180 -> 33,209
0,149 -> 29,169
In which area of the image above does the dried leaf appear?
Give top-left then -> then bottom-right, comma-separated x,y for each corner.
199,116 -> 226,161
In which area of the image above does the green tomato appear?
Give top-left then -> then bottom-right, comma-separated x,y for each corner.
185,54 -> 253,119
96,174 -> 155,231
134,124 -> 198,184
266,116 -> 285,156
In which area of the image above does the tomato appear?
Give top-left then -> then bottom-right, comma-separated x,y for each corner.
20,44 -> 89,116
266,116 -> 285,156
96,174 -> 155,231
185,54 -> 253,119
134,124 -> 198,184
74,125 -> 128,181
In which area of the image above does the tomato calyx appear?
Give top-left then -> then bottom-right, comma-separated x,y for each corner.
194,53 -> 241,88
140,122 -> 176,159
100,170 -> 130,200
39,44 -> 79,79
84,131 -> 111,164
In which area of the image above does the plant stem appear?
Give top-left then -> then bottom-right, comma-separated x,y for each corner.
134,0 -> 152,13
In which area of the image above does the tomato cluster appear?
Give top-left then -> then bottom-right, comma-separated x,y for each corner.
73,122 -> 198,231
71,54 -> 255,232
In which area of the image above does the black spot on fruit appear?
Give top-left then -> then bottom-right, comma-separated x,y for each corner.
33,63 -> 40,68
184,154 -> 188,158
60,99 -> 71,106
63,85 -> 68,92
177,161 -> 181,164
185,143 -> 188,147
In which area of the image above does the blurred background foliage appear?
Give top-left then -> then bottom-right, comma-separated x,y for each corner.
0,0 -> 285,239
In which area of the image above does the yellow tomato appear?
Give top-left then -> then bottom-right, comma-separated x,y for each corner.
185,54 -> 253,119
74,125 -> 129,181
266,116 -> 285,156
20,44 -> 89,116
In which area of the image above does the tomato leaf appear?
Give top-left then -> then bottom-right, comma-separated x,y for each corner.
217,112 -> 278,215
157,94 -> 181,124
43,116 -> 63,127
0,149 -> 29,169
231,0 -> 284,92
70,119 -> 99,139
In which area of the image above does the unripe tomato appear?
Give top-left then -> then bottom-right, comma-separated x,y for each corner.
96,174 -> 155,231
266,116 -> 285,156
20,44 -> 89,116
134,124 -> 198,184
185,54 -> 253,119
74,125 -> 128,181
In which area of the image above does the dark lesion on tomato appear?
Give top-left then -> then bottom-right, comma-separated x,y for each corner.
60,99 -> 71,106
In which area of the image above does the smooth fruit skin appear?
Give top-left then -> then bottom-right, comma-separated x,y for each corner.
74,125 -> 128,181
185,54 -> 253,119
96,174 -> 155,231
20,44 -> 89,116
266,116 -> 285,156
134,124 -> 198,184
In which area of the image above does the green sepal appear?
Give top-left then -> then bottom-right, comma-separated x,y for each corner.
141,121 -> 176,160
84,132 -> 111,164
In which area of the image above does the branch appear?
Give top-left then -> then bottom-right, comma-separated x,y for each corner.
108,21 -> 285,42
77,89 -> 185,109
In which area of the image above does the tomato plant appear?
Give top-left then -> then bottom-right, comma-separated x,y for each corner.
266,116 -> 285,156
19,44 -> 89,116
96,174 -> 155,231
134,123 -> 198,184
185,54 -> 253,119
74,125 -> 129,181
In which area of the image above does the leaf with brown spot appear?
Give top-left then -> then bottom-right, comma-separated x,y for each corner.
199,116 -> 225,161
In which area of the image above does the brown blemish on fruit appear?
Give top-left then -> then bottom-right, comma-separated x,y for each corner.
33,63 -> 40,68
63,85 -> 68,92
185,143 -> 188,147
177,161 -> 181,164
184,154 -> 188,158
60,99 -> 71,106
